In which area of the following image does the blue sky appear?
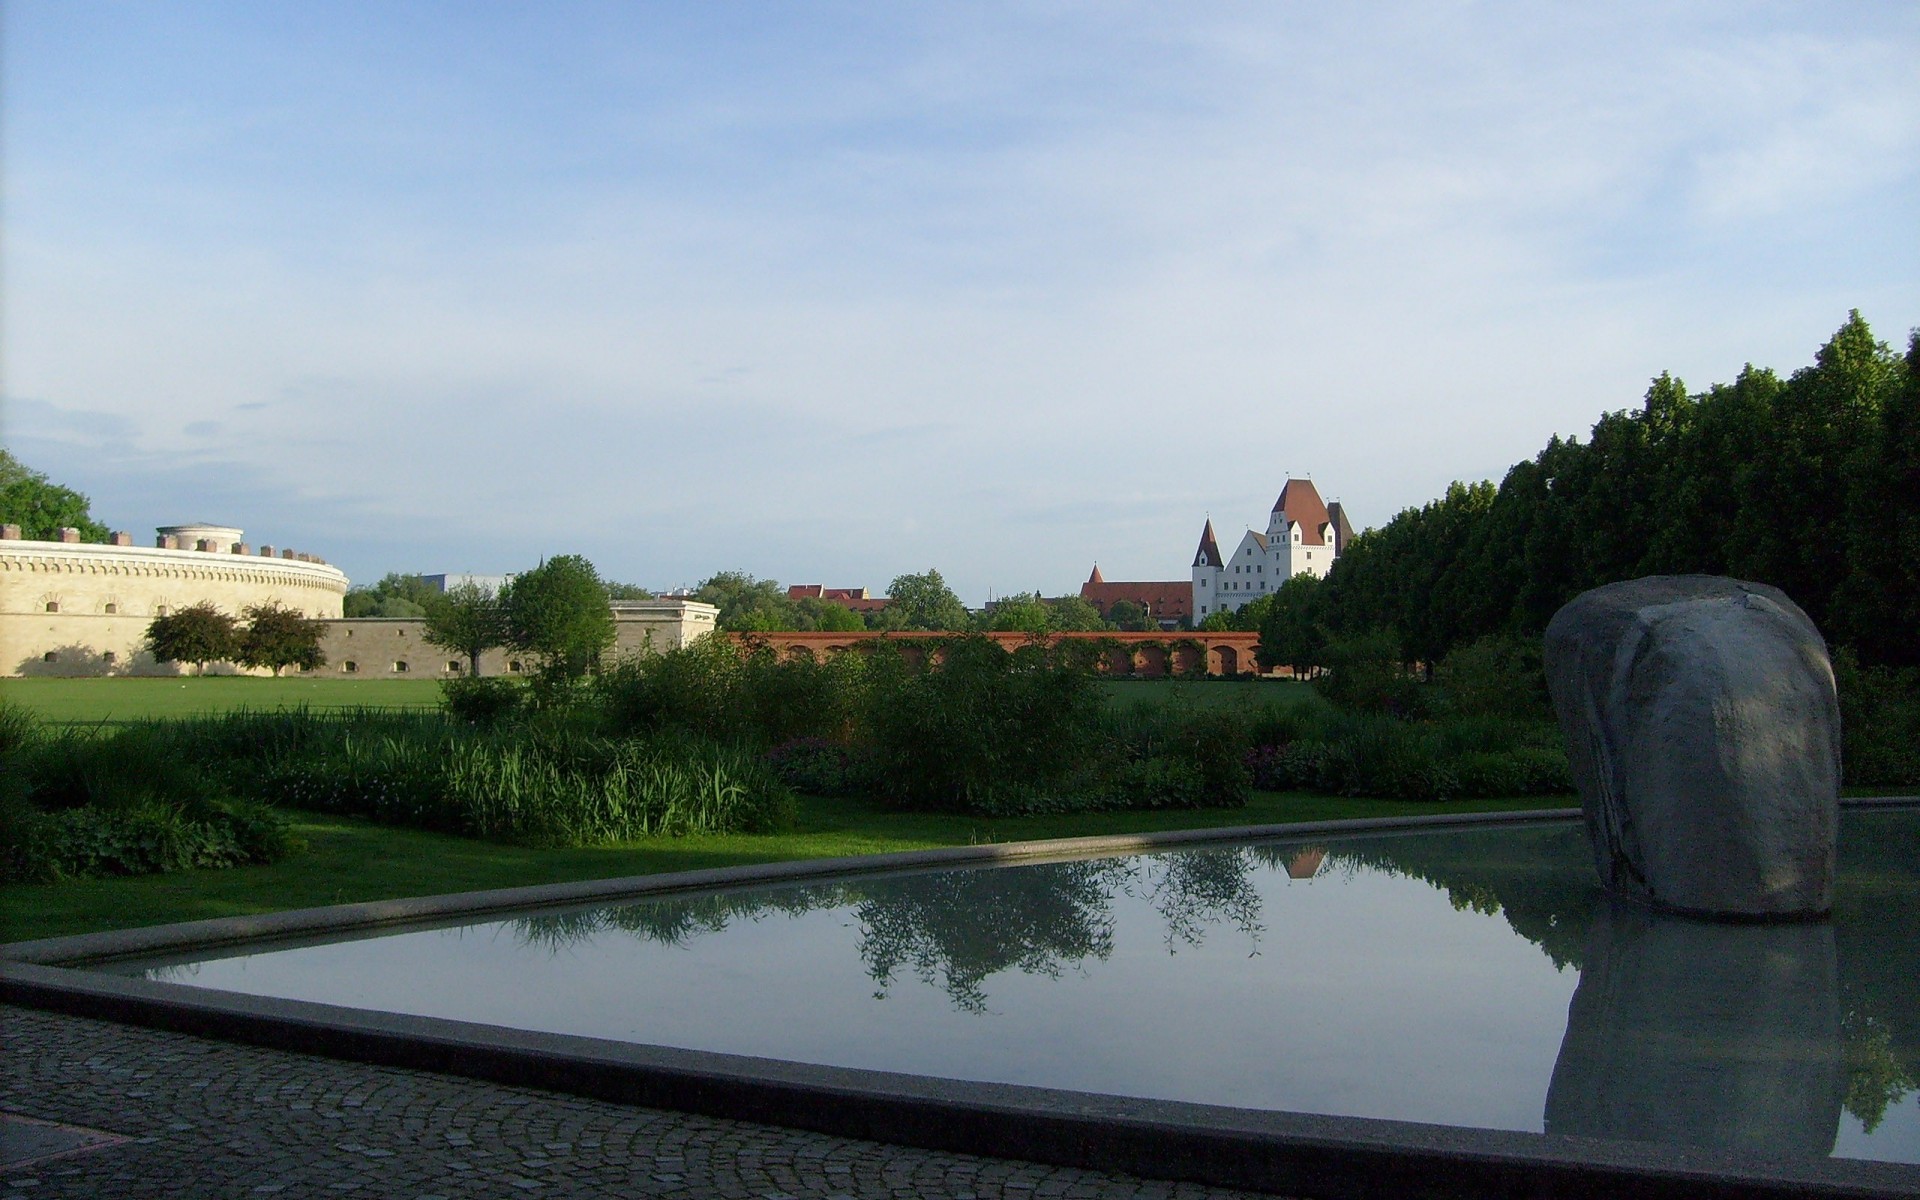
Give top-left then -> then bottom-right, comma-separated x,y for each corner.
5,2 -> 1916,601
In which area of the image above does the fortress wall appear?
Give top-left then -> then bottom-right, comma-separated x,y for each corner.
309,603 -> 719,679
2,540 -> 349,677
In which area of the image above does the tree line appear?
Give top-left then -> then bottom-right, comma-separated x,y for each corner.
1246,312 -> 1919,673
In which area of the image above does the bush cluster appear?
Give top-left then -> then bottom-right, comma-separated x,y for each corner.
0,708 -> 301,884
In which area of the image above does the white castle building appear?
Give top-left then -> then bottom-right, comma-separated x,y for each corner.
1191,478 -> 1353,619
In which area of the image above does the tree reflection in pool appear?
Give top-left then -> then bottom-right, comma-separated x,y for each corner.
132,811 -> 1920,1163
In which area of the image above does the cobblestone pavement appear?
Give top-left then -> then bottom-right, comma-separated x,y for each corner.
2,1006 -> 1284,1200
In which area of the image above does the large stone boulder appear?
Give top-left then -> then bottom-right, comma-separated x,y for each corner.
1543,576 -> 1839,918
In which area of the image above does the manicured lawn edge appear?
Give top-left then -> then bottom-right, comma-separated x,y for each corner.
1,792 -> 1561,943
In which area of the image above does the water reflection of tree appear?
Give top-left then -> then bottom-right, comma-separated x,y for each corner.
513,884 -> 847,953
1316,825 -> 1598,970
855,860 -> 1126,1013
1136,849 -> 1264,954
1833,811 -> 1920,1130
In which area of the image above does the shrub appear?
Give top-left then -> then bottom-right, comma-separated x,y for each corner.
863,637 -> 1099,813
1432,634 -> 1551,720
442,675 -> 524,725
1834,651 -> 1920,788
764,736 -> 878,797
1315,631 -> 1423,716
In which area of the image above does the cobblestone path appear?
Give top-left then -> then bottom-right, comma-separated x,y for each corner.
2,1006 -> 1282,1200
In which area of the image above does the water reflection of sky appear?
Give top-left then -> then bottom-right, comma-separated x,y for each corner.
123,814 -> 1920,1165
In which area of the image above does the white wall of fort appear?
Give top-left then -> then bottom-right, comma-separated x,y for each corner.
1,530 -> 348,677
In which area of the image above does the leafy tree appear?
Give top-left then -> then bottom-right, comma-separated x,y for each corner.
796,597 -> 867,632
986,593 -> 1052,634
343,572 -> 442,618
1106,599 -> 1156,632
343,593 -> 427,618
236,602 -> 325,676
503,554 -> 615,680
1045,594 -> 1113,632
0,450 -> 111,542
696,571 -> 804,631
423,581 -> 508,676
1195,610 -> 1236,632
146,602 -> 238,674
605,581 -> 655,601
886,569 -> 971,631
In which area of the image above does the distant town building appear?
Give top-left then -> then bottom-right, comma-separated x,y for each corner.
1077,567 -> 1193,629
418,572 -> 515,594
787,584 -> 891,615
1193,478 -> 1352,619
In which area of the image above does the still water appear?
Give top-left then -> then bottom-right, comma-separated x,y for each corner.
111,811 -> 1920,1163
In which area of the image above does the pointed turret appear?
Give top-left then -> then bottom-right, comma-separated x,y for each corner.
1087,564 -> 1105,585
1192,519 -> 1224,568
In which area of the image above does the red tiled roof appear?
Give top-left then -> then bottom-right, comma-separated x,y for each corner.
1273,479 -> 1332,546
1088,564 -> 1105,585
1079,580 -> 1193,619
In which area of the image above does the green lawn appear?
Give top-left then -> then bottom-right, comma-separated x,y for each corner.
0,791 -> 1563,943
1095,677 -> 1323,711
0,676 -> 447,724
3,675 -> 1320,725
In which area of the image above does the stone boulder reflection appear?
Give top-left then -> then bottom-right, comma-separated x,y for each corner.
1545,901 -> 1843,1155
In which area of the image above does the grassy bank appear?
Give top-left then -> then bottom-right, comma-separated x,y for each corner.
1,677 -> 446,724
0,791 -> 1561,943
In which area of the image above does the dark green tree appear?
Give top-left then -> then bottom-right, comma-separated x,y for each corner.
0,450 -> 112,542
1255,573 -> 1324,676
1106,599 -> 1156,631
503,554 -> 615,680
236,602 -> 326,676
146,602 -> 239,674
423,581 -> 508,676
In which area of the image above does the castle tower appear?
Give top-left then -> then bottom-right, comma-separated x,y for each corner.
1191,519 -> 1224,620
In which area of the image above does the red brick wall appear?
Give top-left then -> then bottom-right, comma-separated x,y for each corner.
722,630 -> 1281,678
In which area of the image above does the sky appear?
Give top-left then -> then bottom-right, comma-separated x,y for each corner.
4,2 -> 1917,603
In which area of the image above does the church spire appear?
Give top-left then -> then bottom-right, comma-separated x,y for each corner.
1087,563 -> 1105,585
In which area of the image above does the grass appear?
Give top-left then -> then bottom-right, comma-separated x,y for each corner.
0,677 -> 447,724
0,674 -> 1559,943
1095,677 -> 1322,712
0,791 -> 1563,943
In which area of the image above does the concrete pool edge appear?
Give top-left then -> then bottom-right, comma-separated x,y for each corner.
6,801 -> 1919,1200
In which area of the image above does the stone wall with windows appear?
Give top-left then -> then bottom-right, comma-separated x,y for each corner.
1,529 -> 347,676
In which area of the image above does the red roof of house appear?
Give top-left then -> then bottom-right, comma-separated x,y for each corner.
1273,479 -> 1332,546
1087,564 -> 1105,585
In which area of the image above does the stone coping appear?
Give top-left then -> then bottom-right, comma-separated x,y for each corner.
6,801 -> 1919,1200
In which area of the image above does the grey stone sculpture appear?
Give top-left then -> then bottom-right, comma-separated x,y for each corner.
1543,576 -> 1840,918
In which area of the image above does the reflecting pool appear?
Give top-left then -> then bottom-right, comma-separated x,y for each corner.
108,810 -> 1920,1164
